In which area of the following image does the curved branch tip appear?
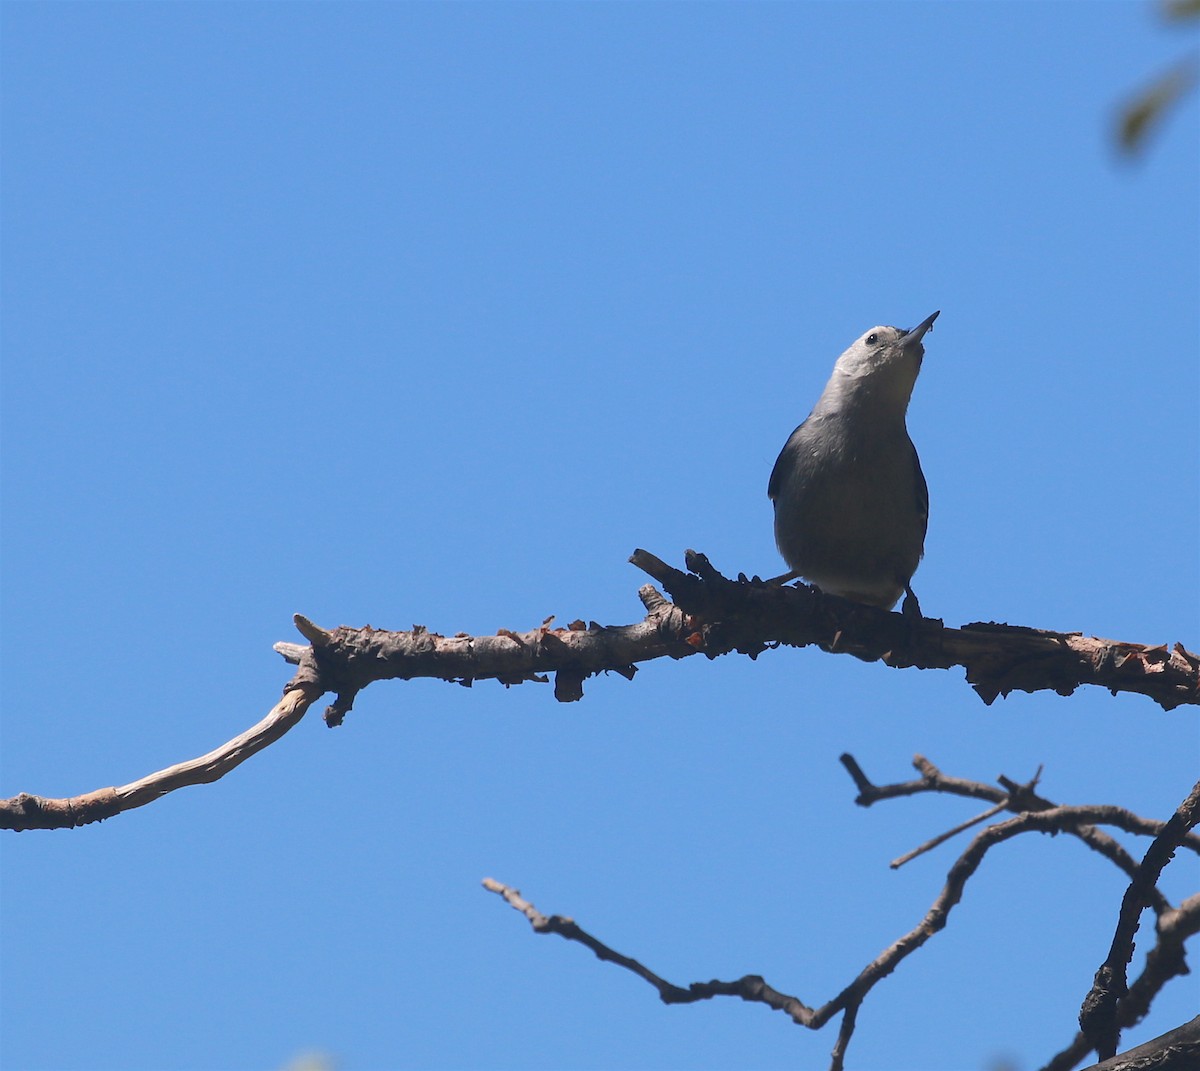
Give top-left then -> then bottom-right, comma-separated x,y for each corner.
293,614 -> 332,646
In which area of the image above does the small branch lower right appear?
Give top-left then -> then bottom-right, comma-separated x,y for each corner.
485,756 -> 1200,1071
1077,779 -> 1200,1063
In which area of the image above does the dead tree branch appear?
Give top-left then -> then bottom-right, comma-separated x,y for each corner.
272,549 -> 1198,715
0,655 -> 326,831
274,578 -> 691,724
486,760 -> 1199,1071
1076,1016 -> 1200,1071
481,877 -> 818,1023
841,754 -> 1200,893
629,550 -> 1199,710
1079,780 -> 1200,1061
4,549 -> 1195,831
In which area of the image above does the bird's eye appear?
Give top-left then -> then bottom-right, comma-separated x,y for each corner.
866,333 -> 878,345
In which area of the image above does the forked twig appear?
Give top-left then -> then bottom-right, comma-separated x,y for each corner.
487,760 -> 1199,1071
1078,779 -> 1200,1061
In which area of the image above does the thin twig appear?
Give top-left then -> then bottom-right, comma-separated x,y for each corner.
842,753 -> 1200,881
482,878 -> 814,1020
890,800 -> 1009,869
1,663 -> 325,831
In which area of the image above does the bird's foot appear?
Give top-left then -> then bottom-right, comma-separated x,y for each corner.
901,585 -> 924,622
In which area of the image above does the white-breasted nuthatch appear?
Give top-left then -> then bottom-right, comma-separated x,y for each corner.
767,311 -> 940,613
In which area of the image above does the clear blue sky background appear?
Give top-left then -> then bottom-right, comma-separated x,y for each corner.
2,4 -> 1197,1071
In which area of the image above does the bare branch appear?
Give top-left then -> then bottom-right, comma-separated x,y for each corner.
843,759 -> 1200,1071
841,754 -> 1200,919
1079,780 -> 1200,1060
486,763 -> 1198,1071
829,999 -> 860,1071
1048,986 -> 1200,1071
481,878 -> 816,1021
7,551 -> 1195,833
1078,1015 -> 1200,1071
844,754 -> 1200,849
262,552 -> 1198,720
0,667 -> 325,831
272,586 -> 693,722
631,550 -> 1200,710
849,757 -> 1200,1071
889,799 -> 1009,869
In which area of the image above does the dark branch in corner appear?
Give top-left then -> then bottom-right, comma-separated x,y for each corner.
486,758 -> 1200,1071
1078,779 -> 1200,1062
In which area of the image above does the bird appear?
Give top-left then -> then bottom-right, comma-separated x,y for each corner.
767,311 -> 940,614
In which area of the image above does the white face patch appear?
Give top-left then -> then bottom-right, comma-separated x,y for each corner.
835,326 -> 914,380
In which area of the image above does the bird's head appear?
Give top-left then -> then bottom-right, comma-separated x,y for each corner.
828,311 -> 940,407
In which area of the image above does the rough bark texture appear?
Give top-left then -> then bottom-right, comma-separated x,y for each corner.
271,549 -> 1199,721
1078,1015 -> 1200,1071
3,549 -> 1196,837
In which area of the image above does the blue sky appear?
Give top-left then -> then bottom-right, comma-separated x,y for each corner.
2,3 -> 1197,1070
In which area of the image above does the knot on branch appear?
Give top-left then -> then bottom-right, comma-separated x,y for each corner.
630,547 -> 931,666
280,598 -> 699,714
292,615 -> 404,725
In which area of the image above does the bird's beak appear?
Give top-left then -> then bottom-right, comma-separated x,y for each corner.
901,310 -> 940,346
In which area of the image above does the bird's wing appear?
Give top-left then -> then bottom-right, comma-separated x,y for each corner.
767,423 -> 805,501
911,441 -> 929,541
